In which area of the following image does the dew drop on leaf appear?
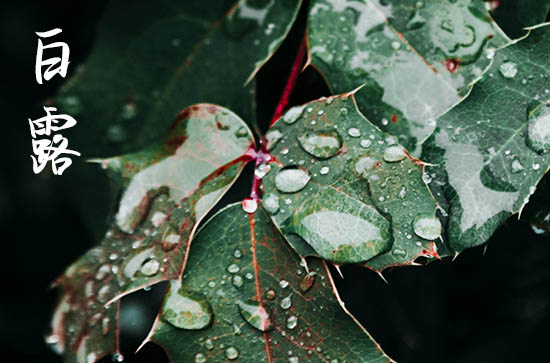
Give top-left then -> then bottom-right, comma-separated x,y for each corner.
319,166 -> 330,175
236,300 -> 273,332
297,130 -> 342,159
232,275 -> 243,288
339,107 -> 348,116
227,264 -> 240,274
499,61 -> 518,78
412,214 -> 442,240
161,282 -> 213,330
283,105 -> 305,124
275,167 -> 311,193
242,197 -> 258,214
265,129 -> 283,150
204,339 -> 214,350
279,279 -> 289,288
140,259 -> 160,276
526,103 -> 550,153
383,145 -> 406,162
112,353 -> 124,362
392,248 -> 408,258
225,346 -> 239,360
286,315 -> 298,329
280,294 -> 293,310
347,127 -> 361,137
360,139 -> 372,148
194,353 -> 206,363
262,193 -> 280,214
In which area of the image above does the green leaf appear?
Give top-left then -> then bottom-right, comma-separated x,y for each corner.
57,0 -> 303,157
491,0 -> 550,39
47,104 -> 253,362
262,93 -> 440,271
307,0 -> 509,152
147,204 -> 392,362
422,24 -> 550,253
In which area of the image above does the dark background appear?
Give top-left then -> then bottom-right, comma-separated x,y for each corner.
2,1 -> 550,362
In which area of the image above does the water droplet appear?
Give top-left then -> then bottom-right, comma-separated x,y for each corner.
245,272 -> 254,280
265,289 -> 276,300
275,167 -> 311,193
288,357 -> 299,363
280,294 -> 293,310
283,105 -> 305,124
121,102 -> 137,120
392,248 -> 407,258
340,107 -> 348,116
263,193 -> 280,214
412,214 -> 442,240
300,272 -> 317,292
225,346 -> 239,360
107,125 -> 126,143
297,130 -> 342,159
161,282 -> 213,330
320,166 -> 330,175
422,173 -> 432,184
512,159 -> 524,173
237,300 -> 273,332
347,127 -> 361,137
255,163 -> 271,179
279,279 -> 289,288
242,197 -> 258,213
208,281 -> 216,288
533,163 -> 541,170
527,103 -> 550,153
232,275 -> 243,288
499,61 -> 518,78
286,315 -> 298,329
204,339 -> 214,350
233,249 -> 242,258
266,129 -> 283,150
194,353 -> 206,363
227,264 -> 240,274
360,139 -> 372,148
140,259 -> 159,276
383,145 -> 406,162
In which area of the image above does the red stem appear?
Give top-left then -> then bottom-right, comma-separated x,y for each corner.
269,37 -> 307,128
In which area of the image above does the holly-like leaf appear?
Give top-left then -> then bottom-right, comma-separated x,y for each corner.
146,204 -> 392,362
422,24 -> 550,253
491,0 -> 550,39
261,92 -> 440,271
307,0 -> 509,152
57,0 -> 303,157
47,104 -> 254,362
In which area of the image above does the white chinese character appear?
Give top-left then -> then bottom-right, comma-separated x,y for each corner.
35,28 -> 70,84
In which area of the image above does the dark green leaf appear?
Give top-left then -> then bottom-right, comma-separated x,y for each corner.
58,0 -> 303,157
422,24 -> 550,252
491,0 -> 550,38
262,93 -> 440,271
307,0 -> 509,152
147,204 -> 392,362
48,104 -> 253,362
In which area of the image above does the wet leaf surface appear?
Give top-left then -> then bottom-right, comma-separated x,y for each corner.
263,93 -> 439,270
307,0 -> 509,152
48,104 -> 253,362
422,25 -> 550,253
148,204 -> 391,362
57,0 -> 303,157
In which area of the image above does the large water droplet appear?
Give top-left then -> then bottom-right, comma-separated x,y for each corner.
242,197 -> 258,214
511,159 -> 524,173
266,129 -> 283,150
283,105 -> 305,124
527,103 -> 550,153
499,61 -> 518,78
237,300 -> 273,332
275,167 -> 311,193
225,346 -> 239,360
280,294 -> 293,310
161,282 -> 213,330
140,259 -> 160,276
263,193 -> 280,214
227,264 -> 240,274
347,127 -> 361,137
412,214 -> 442,240
194,353 -> 206,363
383,145 -> 406,162
297,130 -> 342,159
286,315 -> 298,329
279,279 -> 289,288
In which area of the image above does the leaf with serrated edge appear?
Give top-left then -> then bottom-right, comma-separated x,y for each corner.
307,0 -> 509,152
57,0 -> 302,157
422,24 -> 550,253
47,104 -> 253,362
145,204 -> 392,362
262,92 -> 440,271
